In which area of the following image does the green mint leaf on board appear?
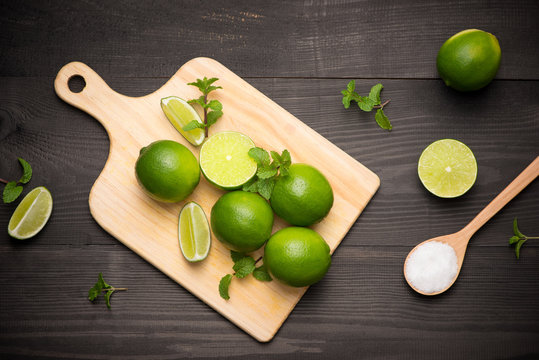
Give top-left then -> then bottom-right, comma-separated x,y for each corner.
88,273 -> 126,308
3,181 -> 23,204
341,81 -> 391,131
18,158 -> 32,184
242,178 -> 259,193
368,83 -> 383,105
233,256 -> 256,279
187,77 -> 223,137
257,178 -> 276,200
375,109 -> 392,130
253,265 -> 273,282
183,120 -> 206,131
248,147 -> 270,167
257,165 -> 278,179
230,250 -> 246,263
270,151 -> 283,166
219,274 -> 233,300
206,110 -> 223,127
509,218 -> 539,259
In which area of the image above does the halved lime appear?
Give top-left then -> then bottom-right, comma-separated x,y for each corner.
8,186 -> 53,239
179,202 -> 211,262
161,96 -> 205,146
418,139 -> 477,198
199,131 -> 257,190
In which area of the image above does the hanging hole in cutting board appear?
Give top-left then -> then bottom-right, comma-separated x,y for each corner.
68,75 -> 86,93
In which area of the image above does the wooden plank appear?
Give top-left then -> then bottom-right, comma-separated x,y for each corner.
1,0 -> 538,79
52,59 -> 379,342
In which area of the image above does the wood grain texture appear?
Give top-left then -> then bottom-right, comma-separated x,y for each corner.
1,0 -> 538,80
1,0 -> 539,355
53,59 -> 379,342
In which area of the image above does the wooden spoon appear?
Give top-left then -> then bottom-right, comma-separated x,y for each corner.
404,156 -> 539,295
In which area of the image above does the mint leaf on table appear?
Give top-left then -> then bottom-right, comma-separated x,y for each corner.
1,157 -> 32,203
233,257 -> 256,279
341,81 -> 392,131
183,77 -> 223,138
230,250 -> 246,263
219,274 -> 233,300
509,218 -> 539,259
253,265 -> 273,282
88,273 -> 127,309
242,147 -> 291,200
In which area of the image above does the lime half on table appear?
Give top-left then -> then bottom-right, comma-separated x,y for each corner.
418,139 -> 477,198
8,186 -> 53,240
161,96 -> 205,146
179,202 -> 211,262
199,131 -> 257,190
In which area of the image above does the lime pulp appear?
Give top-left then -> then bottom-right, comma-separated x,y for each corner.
161,96 -> 205,146
178,202 -> 211,262
8,186 -> 53,239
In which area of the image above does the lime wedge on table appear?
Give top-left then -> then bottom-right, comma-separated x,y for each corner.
8,186 -> 53,240
179,202 -> 211,262
161,96 -> 205,146
418,139 -> 477,198
199,131 -> 257,190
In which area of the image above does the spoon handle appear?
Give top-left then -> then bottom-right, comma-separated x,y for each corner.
462,156 -> 539,236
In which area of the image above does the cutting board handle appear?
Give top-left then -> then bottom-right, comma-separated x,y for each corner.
54,62 -> 119,116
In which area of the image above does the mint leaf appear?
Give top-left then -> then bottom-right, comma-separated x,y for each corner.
187,96 -> 206,108
104,291 -> 113,309
509,235 -> 520,245
88,273 -> 126,308
207,99 -> 222,111
230,250 -> 245,263
257,178 -> 275,200
233,256 -> 256,279
342,93 -> 352,109
242,178 -> 259,193
257,165 -> 278,179
18,158 -> 32,184
97,272 -> 111,290
368,84 -> 383,105
248,147 -> 270,167
515,239 -> 526,259
253,265 -> 272,282
206,110 -> 223,127
270,151 -> 282,166
347,80 -> 355,92
3,181 -> 23,204
219,274 -> 233,300
357,96 -> 375,112
375,109 -> 392,130
513,218 -> 525,238
183,120 -> 205,131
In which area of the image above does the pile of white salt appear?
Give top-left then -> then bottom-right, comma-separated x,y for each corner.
405,241 -> 458,294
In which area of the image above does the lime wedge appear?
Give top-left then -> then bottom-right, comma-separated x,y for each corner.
199,131 -> 257,190
161,96 -> 205,146
179,202 -> 211,262
418,139 -> 478,198
8,186 -> 53,239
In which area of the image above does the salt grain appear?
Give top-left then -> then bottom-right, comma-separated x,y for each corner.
405,241 -> 458,294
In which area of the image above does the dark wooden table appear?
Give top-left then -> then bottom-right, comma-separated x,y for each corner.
1,1 -> 538,359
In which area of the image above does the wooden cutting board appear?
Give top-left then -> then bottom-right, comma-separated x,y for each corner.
54,58 -> 379,342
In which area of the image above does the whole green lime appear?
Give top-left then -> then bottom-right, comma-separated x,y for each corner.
135,140 -> 200,202
210,191 -> 274,253
270,164 -> 333,226
264,227 -> 331,287
436,29 -> 501,92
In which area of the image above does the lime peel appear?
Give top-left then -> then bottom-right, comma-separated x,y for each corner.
161,96 -> 205,146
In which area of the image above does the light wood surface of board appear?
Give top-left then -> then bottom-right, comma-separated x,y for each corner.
53,58 -> 379,342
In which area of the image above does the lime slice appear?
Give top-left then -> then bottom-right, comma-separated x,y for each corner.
418,139 -> 478,198
179,202 -> 211,262
199,131 -> 257,190
8,186 -> 53,239
161,96 -> 205,146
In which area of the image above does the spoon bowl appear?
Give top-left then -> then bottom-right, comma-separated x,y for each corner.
404,156 -> 539,295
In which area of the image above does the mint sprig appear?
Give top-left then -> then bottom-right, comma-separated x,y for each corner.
182,77 -> 223,138
341,81 -> 392,130
509,218 -> 539,259
88,273 -> 127,309
219,250 -> 272,300
1,157 -> 32,203
242,147 -> 291,200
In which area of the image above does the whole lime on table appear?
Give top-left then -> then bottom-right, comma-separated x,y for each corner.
264,227 -> 331,287
418,139 -> 477,198
135,140 -> 200,202
270,163 -> 333,226
210,191 -> 274,253
437,29 -> 501,92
